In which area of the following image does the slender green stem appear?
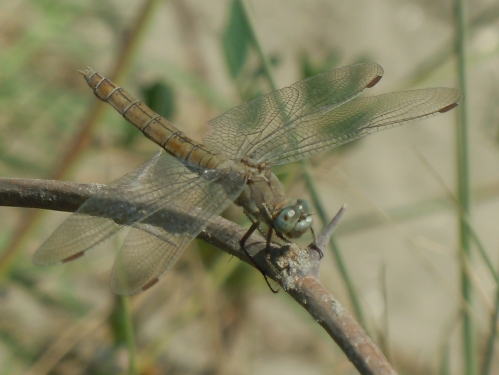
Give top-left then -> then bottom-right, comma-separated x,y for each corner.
480,261 -> 499,375
121,296 -> 137,375
439,344 -> 451,375
238,0 -> 365,325
408,2 -> 499,87
453,0 -> 475,374
415,151 -> 498,285
301,162 -> 365,326
239,0 -> 277,91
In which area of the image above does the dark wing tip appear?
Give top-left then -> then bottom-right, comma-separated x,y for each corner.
438,102 -> 459,113
366,74 -> 383,88
63,251 -> 85,263
141,277 -> 160,292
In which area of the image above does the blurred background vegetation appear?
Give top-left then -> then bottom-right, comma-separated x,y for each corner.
1,0 -> 499,374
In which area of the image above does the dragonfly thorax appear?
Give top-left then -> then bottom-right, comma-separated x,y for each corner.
234,163 -> 314,240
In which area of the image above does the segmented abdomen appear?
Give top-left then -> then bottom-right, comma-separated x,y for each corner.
80,68 -> 225,170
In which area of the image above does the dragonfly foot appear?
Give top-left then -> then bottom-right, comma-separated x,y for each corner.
309,243 -> 324,259
243,244 -> 279,293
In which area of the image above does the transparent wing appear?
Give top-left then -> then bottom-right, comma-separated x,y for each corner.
33,151 -> 167,266
258,88 -> 463,165
205,63 -> 462,166
205,62 -> 384,162
110,228 -> 171,295
110,160 -> 245,295
33,151 -> 245,295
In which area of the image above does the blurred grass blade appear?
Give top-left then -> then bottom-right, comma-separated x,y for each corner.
222,0 -> 251,78
439,343 -> 451,375
301,161 -> 365,326
109,296 -> 137,374
480,273 -> 499,375
453,0 -> 475,374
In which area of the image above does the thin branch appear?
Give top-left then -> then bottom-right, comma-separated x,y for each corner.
0,177 -> 397,375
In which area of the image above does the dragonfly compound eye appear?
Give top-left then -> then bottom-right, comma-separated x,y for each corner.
275,207 -> 300,235
296,199 -> 312,214
274,200 -> 314,238
289,214 -> 313,238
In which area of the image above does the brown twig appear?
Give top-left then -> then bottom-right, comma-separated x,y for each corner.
0,177 -> 397,375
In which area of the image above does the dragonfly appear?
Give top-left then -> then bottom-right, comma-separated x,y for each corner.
33,62 -> 463,295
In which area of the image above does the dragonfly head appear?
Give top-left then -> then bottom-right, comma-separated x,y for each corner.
274,199 -> 313,239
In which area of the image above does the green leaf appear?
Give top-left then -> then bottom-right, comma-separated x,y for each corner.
222,0 -> 251,79
120,80 -> 176,146
142,81 -> 176,119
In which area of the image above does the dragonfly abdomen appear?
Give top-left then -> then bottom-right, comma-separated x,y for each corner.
79,68 -> 225,170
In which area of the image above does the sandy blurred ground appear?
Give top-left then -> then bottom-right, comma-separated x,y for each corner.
1,0 -> 499,374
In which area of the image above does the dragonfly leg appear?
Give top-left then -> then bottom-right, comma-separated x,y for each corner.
308,227 -> 323,259
239,221 -> 259,250
276,227 -> 323,259
275,231 -> 292,243
240,222 -> 279,293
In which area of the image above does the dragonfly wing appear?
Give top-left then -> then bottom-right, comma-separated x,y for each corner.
260,88 -> 463,165
110,160 -> 246,295
204,62 -> 384,161
33,151 -> 167,266
110,227 -> 186,295
34,152 -> 245,295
